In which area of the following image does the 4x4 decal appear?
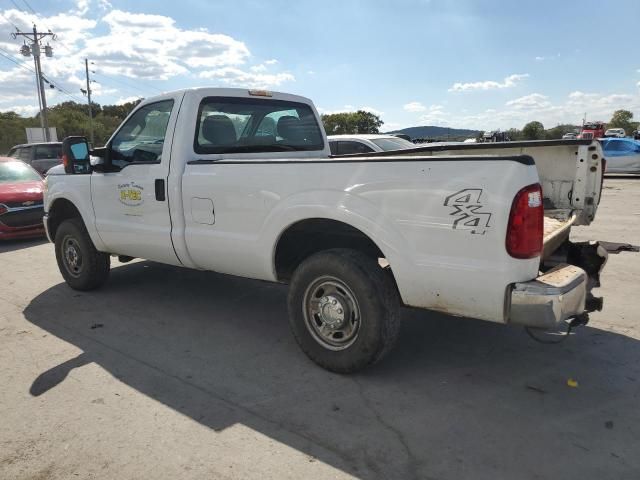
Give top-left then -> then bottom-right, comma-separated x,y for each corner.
444,189 -> 492,235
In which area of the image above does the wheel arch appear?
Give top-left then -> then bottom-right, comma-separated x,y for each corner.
273,217 -> 400,292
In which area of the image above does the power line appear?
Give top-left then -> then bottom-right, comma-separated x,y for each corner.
0,46 -> 84,104
93,70 -> 163,95
20,0 -> 36,15
91,73 -> 148,98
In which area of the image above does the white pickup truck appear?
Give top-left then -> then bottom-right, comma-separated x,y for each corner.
44,87 -> 608,372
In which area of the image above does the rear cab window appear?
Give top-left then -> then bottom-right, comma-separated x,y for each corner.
34,144 -> 62,159
337,141 -> 374,155
194,96 -> 324,154
18,147 -> 31,162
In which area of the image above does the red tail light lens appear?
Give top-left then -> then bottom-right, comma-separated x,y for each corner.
506,183 -> 543,259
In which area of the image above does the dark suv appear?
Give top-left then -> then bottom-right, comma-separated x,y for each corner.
7,142 -> 63,175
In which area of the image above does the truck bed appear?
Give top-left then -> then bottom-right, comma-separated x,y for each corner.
544,211 -> 576,257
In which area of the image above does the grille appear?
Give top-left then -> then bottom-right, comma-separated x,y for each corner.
0,207 -> 44,228
2,200 -> 43,209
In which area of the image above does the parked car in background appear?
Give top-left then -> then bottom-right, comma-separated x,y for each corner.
633,130 -> 640,140
604,128 -> 626,138
579,121 -> 606,139
328,134 -> 416,154
7,142 -> 63,175
392,133 -> 412,142
562,132 -> 578,140
600,138 -> 640,174
0,157 -> 45,240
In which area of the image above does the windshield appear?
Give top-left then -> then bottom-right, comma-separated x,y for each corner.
195,96 -> 324,154
0,161 -> 41,184
370,137 -> 416,151
583,123 -> 603,130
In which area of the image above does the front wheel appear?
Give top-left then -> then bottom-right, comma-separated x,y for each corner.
287,249 -> 401,373
55,218 -> 110,291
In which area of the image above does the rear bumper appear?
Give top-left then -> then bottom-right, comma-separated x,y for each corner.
509,264 -> 587,329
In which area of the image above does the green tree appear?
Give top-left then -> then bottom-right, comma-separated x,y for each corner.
608,110 -> 635,136
0,99 -> 142,152
321,110 -> 383,134
522,121 -> 545,140
545,124 -> 579,139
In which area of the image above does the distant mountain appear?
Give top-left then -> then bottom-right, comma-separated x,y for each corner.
386,125 -> 480,140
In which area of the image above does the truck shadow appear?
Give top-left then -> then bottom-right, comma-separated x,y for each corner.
0,236 -> 47,253
22,261 -> 640,480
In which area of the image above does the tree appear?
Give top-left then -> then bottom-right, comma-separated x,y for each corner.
321,110 -> 383,135
608,109 -> 635,135
545,124 -> 579,139
522,121 -> 545,140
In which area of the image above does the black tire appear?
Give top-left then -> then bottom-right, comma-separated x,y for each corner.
287,248 -> 400,373
55,218 -> 110,291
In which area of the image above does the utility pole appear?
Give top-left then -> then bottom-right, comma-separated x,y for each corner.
12,25 -> 56,142
85,58 -> 94,145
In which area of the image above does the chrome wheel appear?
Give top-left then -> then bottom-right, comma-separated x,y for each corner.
303,276 -> 361,350
62,235 -> 83,278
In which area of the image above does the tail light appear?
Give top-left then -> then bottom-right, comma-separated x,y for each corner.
506,183 -> 543,259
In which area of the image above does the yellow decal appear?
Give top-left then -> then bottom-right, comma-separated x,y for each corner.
118,183 -> 144,206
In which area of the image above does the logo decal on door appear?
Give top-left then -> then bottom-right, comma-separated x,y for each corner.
118,183 -> 144,207
444,188 -> 492,235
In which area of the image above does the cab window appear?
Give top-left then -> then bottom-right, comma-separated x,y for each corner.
18,147 -> 31,162
194,96 -> 324,154
110,100 -> 174,165
337,141 -> 374,155
35,144 -> 62,159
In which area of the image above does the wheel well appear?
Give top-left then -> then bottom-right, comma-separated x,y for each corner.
48,199 -> 83,240
274,218 -> 387,282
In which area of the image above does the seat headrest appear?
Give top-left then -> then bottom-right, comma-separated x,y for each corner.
201,115 -> 237,146
277,115 -> 304,143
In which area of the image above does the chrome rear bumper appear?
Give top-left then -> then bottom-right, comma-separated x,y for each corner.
509,264 -> 587,329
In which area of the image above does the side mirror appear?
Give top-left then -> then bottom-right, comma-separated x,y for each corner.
62,136 -> 91,174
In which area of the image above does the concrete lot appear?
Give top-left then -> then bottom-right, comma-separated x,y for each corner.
1,177 -> 639,480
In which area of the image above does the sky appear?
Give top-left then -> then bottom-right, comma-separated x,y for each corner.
1,0 -> 639,132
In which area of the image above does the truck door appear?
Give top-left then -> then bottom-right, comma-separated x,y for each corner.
90,97 -> 181,264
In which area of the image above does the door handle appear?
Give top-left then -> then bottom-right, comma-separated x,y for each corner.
155,179 -> 166,201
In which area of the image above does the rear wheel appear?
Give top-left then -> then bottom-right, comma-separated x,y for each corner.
55,218 -> 110,290
287,248 -> 400,373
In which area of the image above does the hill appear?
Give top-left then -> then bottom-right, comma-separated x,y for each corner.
386,125 -> 480,140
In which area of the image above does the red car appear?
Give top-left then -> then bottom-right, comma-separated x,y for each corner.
0,157 -> 46,240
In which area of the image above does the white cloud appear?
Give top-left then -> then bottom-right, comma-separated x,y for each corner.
455,90 -> 640,130
199,67 -> 294,89
403,101 -> 426,112
418,105 -> 450,126
360,106 -> 384,116
318,105 -> 384,116
448,73 -> 529,92
506,93 -> 551,109
115,95 -> 142,105
535,56 -> 545,61
0,5 -> 296,114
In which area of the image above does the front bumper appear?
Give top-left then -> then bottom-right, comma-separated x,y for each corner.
43,213 -> 53,243
509,264 -> 587,329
